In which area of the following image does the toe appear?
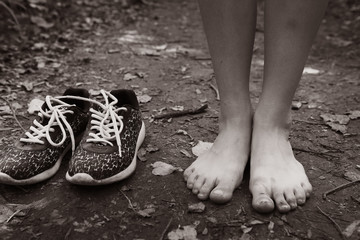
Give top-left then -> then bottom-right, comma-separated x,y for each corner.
301,181 -> 313,198
192,176 -> 205,194
209,184 -> 233,204
186,172 -> 198,189
294,186 -> 306,205
284,189 -> 297,210
198,178 -> 216,200
274,191 -> 291,213
184,167 -> 194,181
250,182 -> 274,213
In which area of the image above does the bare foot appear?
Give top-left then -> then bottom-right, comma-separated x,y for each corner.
184,120 -> 251,204
250,117 -> 312,213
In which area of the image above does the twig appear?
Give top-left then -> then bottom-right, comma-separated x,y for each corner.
293,147 -> 339,159
64,227 -> 72,240
118,188 -> 137,212
351,196 -> 360,205
0,96 -> 26,132
159,217 -> 173,240
209,83 -> 220,101
323,179 -> 360,200
154,104 -> 208,119
316,206 -> 344,240
0,1 -> 19,26
293,119 -> 325,126
6,209 -> 21,223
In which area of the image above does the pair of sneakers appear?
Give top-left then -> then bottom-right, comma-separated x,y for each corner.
0,88 -> 145,186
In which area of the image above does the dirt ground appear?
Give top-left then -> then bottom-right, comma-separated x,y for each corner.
0,0 -> 359,239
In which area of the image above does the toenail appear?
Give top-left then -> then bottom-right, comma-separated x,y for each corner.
298,199 -> 305,205
213,189 -> 223,196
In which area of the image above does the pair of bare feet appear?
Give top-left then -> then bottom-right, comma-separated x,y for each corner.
183,110 -> 312,213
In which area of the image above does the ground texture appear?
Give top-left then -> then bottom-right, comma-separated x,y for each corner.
0,0 -> 359,239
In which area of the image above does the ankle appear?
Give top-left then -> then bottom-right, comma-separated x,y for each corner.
253,105 -> 291,130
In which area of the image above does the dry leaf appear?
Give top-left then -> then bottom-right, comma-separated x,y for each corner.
249,220 -> 264,225
347,110 -> 360,120
27,98 -> 44,114
192,141 -> 213,157
171,106 -> 184,111
137,148 -> 147,162
303,67 -> 320,75
320,113 -> 350,125
151,161 -> 177,176
30,16 -> 54,29
137,94 -> 152,103
123,73 -> 137,81
343,171 -> 360,181
180,149 -> 192,158
167,225 -> 198,240
188,202 -> 206,213
291,101 -> 302,110
342,220 -> 360,238
326,122 -> 347,134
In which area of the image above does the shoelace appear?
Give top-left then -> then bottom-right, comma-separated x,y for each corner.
86,90 -> 127,157
20,96 -> 76,154
57,90 -> 127,157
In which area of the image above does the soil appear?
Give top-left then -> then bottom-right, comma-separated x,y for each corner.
0,0 -> 359,239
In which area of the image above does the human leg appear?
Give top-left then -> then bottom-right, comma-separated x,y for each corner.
183,0 -> 256,203
250,0 -> 328,213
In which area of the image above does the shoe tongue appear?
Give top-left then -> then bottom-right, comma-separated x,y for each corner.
109,90 -> 139,109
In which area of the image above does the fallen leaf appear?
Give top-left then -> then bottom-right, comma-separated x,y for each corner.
180,149 -> 192,158
206,217 -> 217,224
320,113 -> 350,125
21,80 -> 34,91
326,122 -> 347,134
342,220 -> 360,238
30,16 -> 54,29
343,171 -> 360,181
303,67 -> 320,75
151,161 -> 177,176
145,145 -> 159,153
123,73 -> 137,81
137,206 -> 155,218
291,101 -> 302,110
27,98 -> 44,114
167,225 -> 198,240
0,106 -> 11,115
249,220 -> 264,225
268,221 -> 274,231
241,225 -> 253,234
137,148 -> 147,162
192,141 -> 213,157
108,49 -> 120,54
188,202 -> 206,213
137,94 -> 152,103
171,106 -> 184,111
347,110 -> 360,120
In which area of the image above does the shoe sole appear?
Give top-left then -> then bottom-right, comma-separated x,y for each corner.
65,121 -> 145,186
0,132 -> 85,185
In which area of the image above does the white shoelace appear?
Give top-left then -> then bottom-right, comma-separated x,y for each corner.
86,90 -> 127,157
57,90 -> 127,157
20,96 -> 76,154
21,90 -> 127,157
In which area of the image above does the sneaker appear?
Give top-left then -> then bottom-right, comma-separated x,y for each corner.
66,89 -> 145,185
0,88 -> 90,185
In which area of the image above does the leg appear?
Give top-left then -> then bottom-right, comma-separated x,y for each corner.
184,0 -> 256,203
250,0 -> 328,213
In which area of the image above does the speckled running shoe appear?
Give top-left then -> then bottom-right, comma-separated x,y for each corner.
0,88 -> 90,185
66,89 -> 145,185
